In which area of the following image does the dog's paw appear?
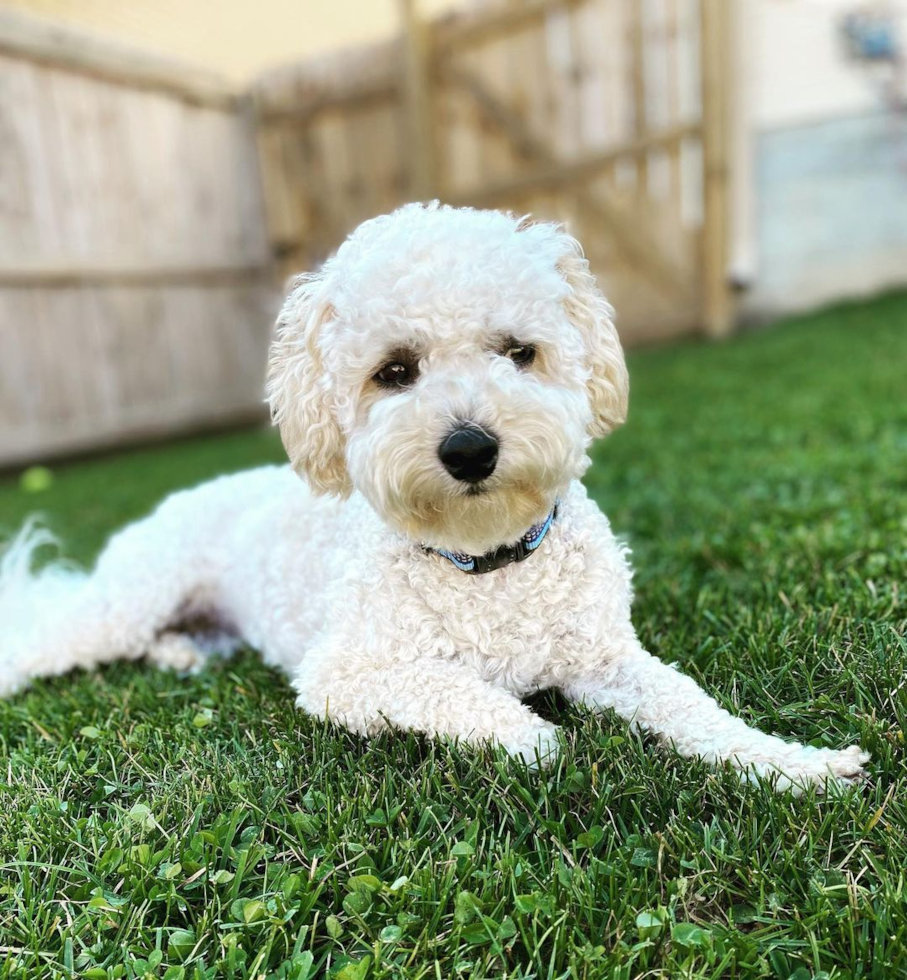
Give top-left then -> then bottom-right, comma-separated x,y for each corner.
751,744 -> 870,796
815,744 -> 871,791
501,722 -> 562,770
145,632 -> 207,673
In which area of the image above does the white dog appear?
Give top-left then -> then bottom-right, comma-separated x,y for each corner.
0,204 -> 868,792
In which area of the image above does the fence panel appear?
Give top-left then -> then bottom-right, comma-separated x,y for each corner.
0,8 -> 276,466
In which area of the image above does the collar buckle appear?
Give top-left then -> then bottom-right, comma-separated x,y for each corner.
471,539 -> 528,574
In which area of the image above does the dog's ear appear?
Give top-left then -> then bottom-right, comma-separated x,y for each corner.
557,239 -> 629,437
267,273 -> 352,497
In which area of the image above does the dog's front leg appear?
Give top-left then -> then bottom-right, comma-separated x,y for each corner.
294,646 -> 559,766
563,635 -> 868,793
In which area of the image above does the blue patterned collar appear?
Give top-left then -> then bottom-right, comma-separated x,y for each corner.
428,502 -> 559,574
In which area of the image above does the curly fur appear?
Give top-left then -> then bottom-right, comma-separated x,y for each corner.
0,204 -> 868,793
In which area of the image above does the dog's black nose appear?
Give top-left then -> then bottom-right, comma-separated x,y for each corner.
439,425 -> 498,483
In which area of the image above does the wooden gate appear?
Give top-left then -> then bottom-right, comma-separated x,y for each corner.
254,0 -> 732,344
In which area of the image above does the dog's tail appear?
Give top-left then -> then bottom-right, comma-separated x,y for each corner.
0,519 -> 93,696
0,510 -> 198,697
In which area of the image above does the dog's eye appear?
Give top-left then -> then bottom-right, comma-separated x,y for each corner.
375,361 -> 417,389
504,342 -> 536,368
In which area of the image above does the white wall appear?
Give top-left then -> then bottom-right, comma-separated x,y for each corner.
752,0 -> 907,128
738,0 -> 907,318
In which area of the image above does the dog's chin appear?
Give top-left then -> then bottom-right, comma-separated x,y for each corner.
390,481 -> 559,556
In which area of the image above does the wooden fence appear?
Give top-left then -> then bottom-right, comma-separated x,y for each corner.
0,9 -> 276,467
253,0 -> 733,346
0,1 -> 734,466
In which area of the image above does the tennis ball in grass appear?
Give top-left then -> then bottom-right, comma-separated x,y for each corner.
20,466 -> 54,494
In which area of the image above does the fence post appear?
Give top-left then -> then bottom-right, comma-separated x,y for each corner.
700,0 -> 735,337
398,0 -> 436,201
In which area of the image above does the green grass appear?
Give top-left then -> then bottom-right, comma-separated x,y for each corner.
1,293 -> 906,980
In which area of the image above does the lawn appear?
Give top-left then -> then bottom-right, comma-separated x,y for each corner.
1,293 -> 905,980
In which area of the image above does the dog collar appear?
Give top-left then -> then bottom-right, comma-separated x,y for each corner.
427,502 -> 559,575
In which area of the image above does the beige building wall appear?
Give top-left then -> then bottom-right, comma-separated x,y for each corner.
751,0 -> 907,127
0,0 -> 465,82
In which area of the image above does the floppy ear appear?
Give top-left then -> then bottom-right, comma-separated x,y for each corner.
558,239 -> 629,438
267,273 -> 352,497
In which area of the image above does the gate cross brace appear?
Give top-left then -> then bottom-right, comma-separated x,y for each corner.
441,64 -> 692,302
